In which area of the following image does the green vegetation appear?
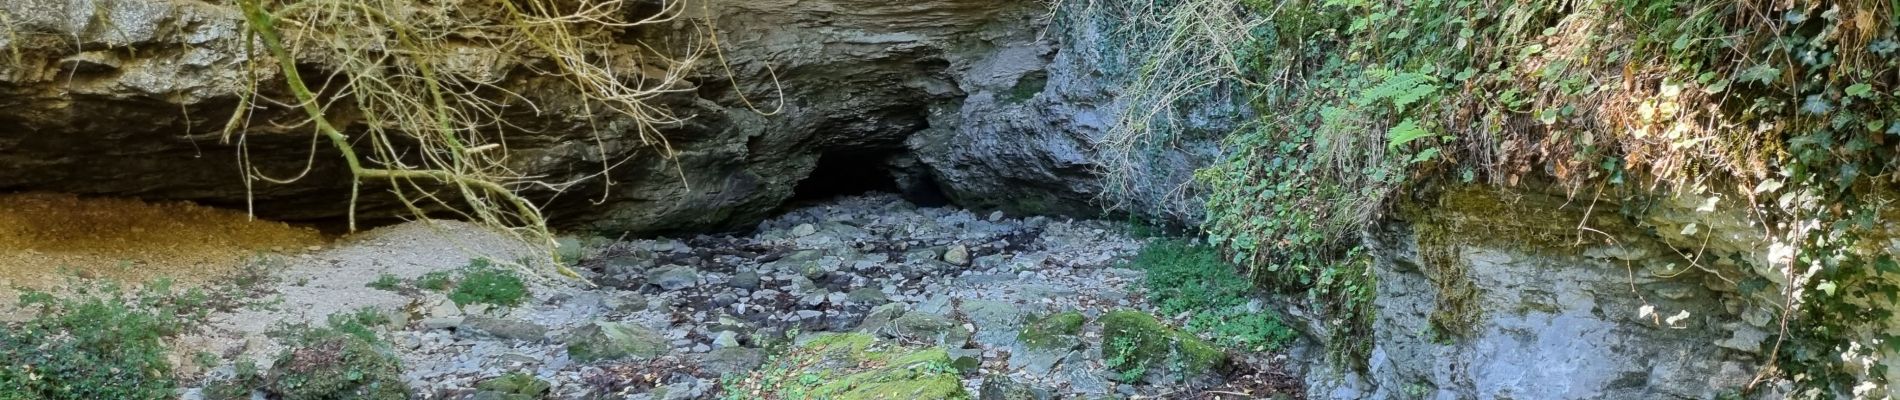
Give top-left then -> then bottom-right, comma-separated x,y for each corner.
450,259 -> 529,310
475,372 -> 553,400
415,270 -> 455,292
720,333 -> 968,399
1131,240 -> 1296,351
1108,0 -> 1899,392
366,272 -> 402,291
265,334 -> 408,400
1017,311 -> 1087,349
0,280 -> 208,400
1098,309 -> 1226,383
211,309 -> 407,400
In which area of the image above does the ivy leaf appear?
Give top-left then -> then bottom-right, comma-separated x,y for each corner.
1816,281 -> 1837,296
1875,256 -> 1899,275
1846,83 -> 1874,98
1753,179 -> 1783,194
1410,147 -> 1441,164
1387,119 -> 1433,149
1702,78 -> 1730,94
1801,95 -> 1833,114
1454,68 -> 1476,81
1738,64 -> 1780,84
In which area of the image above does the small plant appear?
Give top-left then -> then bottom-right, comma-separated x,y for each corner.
0,279 -> 209,400
449,259 -> 529,310
1104,336 -> 1147,382
366,272 -> 403,291
203,360 -> 264,400
1132,240 -> 1296,351
415,270 -> 455,292
243,310 -> 408,400
475,372 -> 551,398
266,335 -> 408,400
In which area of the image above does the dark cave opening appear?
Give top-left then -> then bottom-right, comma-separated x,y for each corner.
789,149 -> 951,207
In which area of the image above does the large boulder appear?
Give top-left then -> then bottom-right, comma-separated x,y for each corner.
564,321 -> 668,362
1285,184 -> 1813,399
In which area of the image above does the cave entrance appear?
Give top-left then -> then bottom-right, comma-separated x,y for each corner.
789,149 -> 950,207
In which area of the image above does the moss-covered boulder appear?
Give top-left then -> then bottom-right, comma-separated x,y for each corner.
1099,310 -> 1226,384
565,321 -> 667,362
1018,311 -> 1085,350
266,335 -> 409,400
730,332 -> 970,399
472,372 -> 550,400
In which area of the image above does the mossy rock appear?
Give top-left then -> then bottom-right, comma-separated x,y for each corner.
266,335 -> 409,400
881,311 -> 972,347
810,348 -> 967,399
1018,311 -> 1086,350
565,321 -> 668,362
1099,310 -> 1226,384
472,372 -> 550,400
733,332 -> 970,399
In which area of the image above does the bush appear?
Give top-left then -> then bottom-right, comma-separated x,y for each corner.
449,259 -> 528,310
215,309 -> 407,400
1131,240 -> 1295,351
266,334 -> 409,400
0,279 -> 208,400
366,273 -> 402,291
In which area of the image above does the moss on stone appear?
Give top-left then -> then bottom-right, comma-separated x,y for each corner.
1099,310 -> 1225,383
266,335 -> 408,400
1018,311 -> 1086,349
473,372 -> 550,400
565,321 -> 668,362
809,348 -> 967,399
731,333 -> 969,399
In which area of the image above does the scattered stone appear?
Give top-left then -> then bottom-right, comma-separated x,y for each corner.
713,331 -> 741,348
979,375 -> 1052,400
646,265 -> 699,291
960,299 -> 1025,346
791,223 -> 818,237
472,373 -> 551,400
554,236 -> 585,264
565,321 -> 668,362
606,293 -> 649,313
905,248 -> 940,263
857,303 -> 909,332
943,244 -> 971,265
846,287 -> 888,304
880,311 -> 972,347
731,269 -> 761,290
421,317 -> 465,331
463,316 -> 549,342
698,347 -> 765,376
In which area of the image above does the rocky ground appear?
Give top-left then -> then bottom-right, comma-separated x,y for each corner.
145,193 -> 1299,399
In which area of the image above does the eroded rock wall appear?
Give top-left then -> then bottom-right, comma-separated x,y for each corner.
0,0 -> 1052,233
1277,183 -> 1900,399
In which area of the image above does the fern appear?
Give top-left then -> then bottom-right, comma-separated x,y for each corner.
1385,119 -> 1433,149
1355,70 -> 1440,110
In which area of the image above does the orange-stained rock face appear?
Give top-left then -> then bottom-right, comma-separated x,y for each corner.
0,192 -> 325,288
